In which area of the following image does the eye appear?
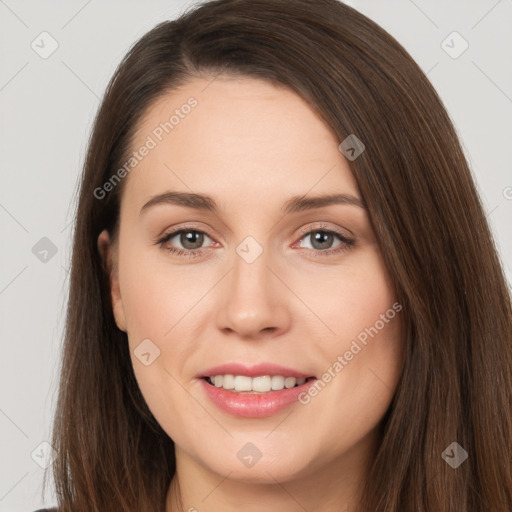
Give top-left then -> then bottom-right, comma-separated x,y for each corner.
157,228 -> 215,258
300,230 -> 340,250
295,226 -> 355,257
169,230 -> 210,250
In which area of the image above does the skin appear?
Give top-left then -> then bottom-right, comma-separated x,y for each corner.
98,75 -> 404,512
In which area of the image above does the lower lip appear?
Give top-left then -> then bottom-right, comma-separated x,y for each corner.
198,378 -> 317,418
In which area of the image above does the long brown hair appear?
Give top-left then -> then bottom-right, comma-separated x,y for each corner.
44,0 -> 512,510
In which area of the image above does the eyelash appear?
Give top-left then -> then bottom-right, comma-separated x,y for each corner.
156,224 -> 355,259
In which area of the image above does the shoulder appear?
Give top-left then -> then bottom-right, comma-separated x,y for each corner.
33,508 -> 58,512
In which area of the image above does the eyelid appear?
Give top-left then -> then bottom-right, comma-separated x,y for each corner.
296,222 -> 353,239
292,223 -> 355,254
156,222 -> 350,243
153,222 -> 216,243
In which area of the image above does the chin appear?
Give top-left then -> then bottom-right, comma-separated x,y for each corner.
200,447 -> 315,484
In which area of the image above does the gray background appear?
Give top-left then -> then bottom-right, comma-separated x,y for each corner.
1,0 -> 511,509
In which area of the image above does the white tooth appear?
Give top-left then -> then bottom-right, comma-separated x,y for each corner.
222,374 -> 235,390
284,377 -> 297,389
271,375 -> 285,391
234,375 -> 252,391
209,374 -> 306,392
252,375 -> 272,392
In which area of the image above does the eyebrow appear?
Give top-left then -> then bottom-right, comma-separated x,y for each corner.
140,191 -> 366,216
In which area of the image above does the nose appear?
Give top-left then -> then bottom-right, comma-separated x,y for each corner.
215,244 -> 292,339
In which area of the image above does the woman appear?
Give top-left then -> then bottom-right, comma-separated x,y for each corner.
38,0 -> 512,510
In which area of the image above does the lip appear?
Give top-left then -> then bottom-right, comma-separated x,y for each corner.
197,362 -> 314,379
198,377 -> 318,418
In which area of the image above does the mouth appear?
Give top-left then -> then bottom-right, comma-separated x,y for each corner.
198,373 -> 318,418
202,374 -> 317,394
196,363 -> 318,417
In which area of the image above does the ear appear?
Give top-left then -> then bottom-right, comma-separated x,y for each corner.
97,229 -> 127,332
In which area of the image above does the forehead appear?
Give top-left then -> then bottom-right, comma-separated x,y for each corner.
123,75 -> 359,209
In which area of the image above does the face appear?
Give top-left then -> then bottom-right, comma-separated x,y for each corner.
98,75 -> 404,487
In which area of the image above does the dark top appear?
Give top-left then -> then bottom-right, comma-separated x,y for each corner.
34,509 -> 57,512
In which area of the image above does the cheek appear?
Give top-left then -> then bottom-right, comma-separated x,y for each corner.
296,247 -> 399,348
118,243 -> 204,340
307,248 -> 404,403
117,247 -> 205,438
338,257 -> 399,345
323,250 -> 403,422
117,241 -> 213,412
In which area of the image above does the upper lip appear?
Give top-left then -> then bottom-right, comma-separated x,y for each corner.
197,363 -> 315,379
